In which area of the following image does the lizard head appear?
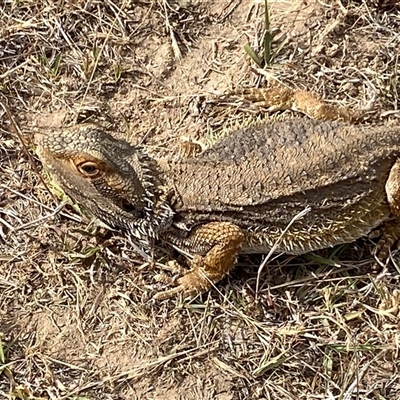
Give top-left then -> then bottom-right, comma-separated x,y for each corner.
35,124 -> 169,239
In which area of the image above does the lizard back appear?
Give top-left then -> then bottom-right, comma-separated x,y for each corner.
169,119 -> 400,253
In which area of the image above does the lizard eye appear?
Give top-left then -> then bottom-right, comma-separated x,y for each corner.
77,161 -> 100,177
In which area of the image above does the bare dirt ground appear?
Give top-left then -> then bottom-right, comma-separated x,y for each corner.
1,0 -> 400,399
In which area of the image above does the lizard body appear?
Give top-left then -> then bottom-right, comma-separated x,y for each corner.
36,118 -> 400,299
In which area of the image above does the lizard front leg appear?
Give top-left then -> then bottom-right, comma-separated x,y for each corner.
154,222 -> 244,300
375,158 -> 400,261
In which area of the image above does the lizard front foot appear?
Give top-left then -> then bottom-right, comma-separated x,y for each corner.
373,158 -> 400,266
153,222 -> 245,300
372,220 -> 400,267
153,256 -> 213,300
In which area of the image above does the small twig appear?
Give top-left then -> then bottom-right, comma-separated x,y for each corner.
162,0 -> 182,60
0,96 -> 57,201
255,207 -> 311,297
8,201 -> 67,233
0,59 -> 30,80
343,350 -> 386,400
0,184 -> 81,223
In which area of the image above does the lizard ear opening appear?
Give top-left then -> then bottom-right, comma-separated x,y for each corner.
77,161 -> 100,177
120,199 -> 136,212
120,199 -> 145,219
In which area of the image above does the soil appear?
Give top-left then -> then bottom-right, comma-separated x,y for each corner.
1,1 -> 400,399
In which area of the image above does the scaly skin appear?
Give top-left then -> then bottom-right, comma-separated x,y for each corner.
229,87 -> 363,123
36,115 -> 400,299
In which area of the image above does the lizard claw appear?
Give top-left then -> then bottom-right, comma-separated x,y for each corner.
153,256 -> 213,300
153,284 -> 195,300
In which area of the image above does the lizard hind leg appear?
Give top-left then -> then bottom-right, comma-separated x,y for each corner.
154,222 -> 245,300
376,158 -> 400,262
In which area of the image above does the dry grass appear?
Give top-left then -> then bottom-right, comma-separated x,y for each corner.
1,0 -> 400,399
